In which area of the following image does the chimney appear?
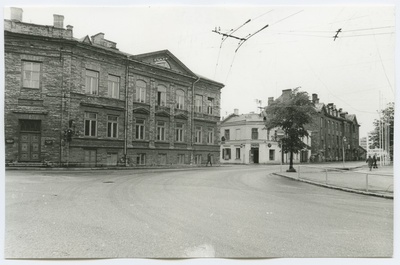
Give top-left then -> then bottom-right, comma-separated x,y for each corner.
234,109 -> 239,115
10,7 -> 23,22
282,89 -> 292,95
91,33 -> 105,45
312,93 -> 319,104
268,97 -> 274,105
53,14 -> 64,28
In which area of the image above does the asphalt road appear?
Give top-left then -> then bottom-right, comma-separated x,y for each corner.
5,165 -> 393,258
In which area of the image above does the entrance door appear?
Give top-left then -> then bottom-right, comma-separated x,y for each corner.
107,153 -> 118,166
20,133 -> 41,161
19,120 -> 41,162
84,149 -> 97,167
251,148 -> 259,163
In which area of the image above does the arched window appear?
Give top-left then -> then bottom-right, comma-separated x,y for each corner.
157,85 -> 167,106
176,89 -> 185,109
135,80 -> 146,103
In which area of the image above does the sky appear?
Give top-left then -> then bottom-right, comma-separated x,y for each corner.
1,2 -> 396,138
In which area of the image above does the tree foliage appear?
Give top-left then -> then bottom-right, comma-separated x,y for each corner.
368,102 -> 394,158
262,89 -> 317,171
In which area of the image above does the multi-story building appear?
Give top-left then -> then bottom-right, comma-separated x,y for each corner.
266,89 -> 360,162
220,109 -> 311,164
4,8 -> 224,167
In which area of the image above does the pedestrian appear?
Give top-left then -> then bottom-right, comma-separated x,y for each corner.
366,155 -> 373,171
373,155 -> 378,169
206,153 -> 212,167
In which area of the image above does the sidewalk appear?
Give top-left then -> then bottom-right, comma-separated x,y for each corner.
274,162 -> 393,199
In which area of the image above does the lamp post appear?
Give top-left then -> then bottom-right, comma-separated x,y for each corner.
342,136 -> 347,168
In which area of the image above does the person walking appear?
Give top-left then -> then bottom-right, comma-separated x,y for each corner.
366,155 -> 373,171
206,153 -> 212,167
373,155 -> 378,169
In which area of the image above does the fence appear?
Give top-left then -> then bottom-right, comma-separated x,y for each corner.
285,165 -> 393,196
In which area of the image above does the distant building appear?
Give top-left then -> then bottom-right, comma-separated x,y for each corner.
266,89 -> 360,162
219,109 -> 311,164
4,8 -> 224,167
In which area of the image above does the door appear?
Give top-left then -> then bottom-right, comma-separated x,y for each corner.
19,120 -> 41,162
20,133 -> 41,161
250,148 -> 259,163
84,149 -> 97,167
107,153 -> 118,166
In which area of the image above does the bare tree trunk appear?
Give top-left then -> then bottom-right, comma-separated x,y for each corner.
287,150 -> 296,172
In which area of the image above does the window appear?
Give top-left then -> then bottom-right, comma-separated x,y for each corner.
22,61 -> 40,88
235,129 -> 241,140
157,121 -> 166,141
135,119 -> 145,140
252,128 -> 258,140
108,75 -> 120,99
176,123 -> 184,142
177,154 -> 185,164
107,153 -> 118,166
84,112 -> 97,136
269,150 -> 275,160
135,80 -> 146,103
222,148 -> 231,160
207,128 -> 214,144
107,115 -> 118,138
157,85 -> 167,106
195,126 -> 202,143
137,153 -> 146,165
236,148 -> 241,159
207,97 -> 214,114
195,95 -> 203,112
194,154 -> 202,164
85,70 -> 99,95
176,90 -> 185,109
224,129 -> 230,141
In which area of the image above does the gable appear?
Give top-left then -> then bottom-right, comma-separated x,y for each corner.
132,50 -> 196,77
81,35 -> 92,45
155,110 -> 170,117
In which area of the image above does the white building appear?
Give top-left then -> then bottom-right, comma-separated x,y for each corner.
220,110 -> 311,165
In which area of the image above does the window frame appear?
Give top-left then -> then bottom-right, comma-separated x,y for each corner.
107,115 -> 118,138
108,75 -> 120,99
157,121 -> 166,141
85,69 -> 99,95
135,80 -> 147,103
195,95 -> 203,113
84,112 -> 97,137
137,153 -> 146,165
135,119 -> 145,140
22,61 -> 41,89
175,123 -> 184,142
176,89 -> 185,110
195,126 -> 202,144
251,128 -> 258,140
157,85 -> 167,106
207,128 -> 214,144
207,97 -> 214,115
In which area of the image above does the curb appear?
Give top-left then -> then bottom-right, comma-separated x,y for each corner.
272,173 -> 393,200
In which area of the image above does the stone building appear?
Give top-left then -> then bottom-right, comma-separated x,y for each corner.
266,89 -> 360,162
4,8 -> 224,167
220,109 -> 311,164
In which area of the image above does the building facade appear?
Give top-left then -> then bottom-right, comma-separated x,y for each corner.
220,110 -> 311,164
4,8 -> 224,167
264,89 -> 360,163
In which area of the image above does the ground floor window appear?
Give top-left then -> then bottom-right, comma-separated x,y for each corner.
236,148 -> 241,159
177,154 -> 185,164
269,149 -> 275,161
195,154 -> 202,164
222,148 -> 231,160
137,153 -> 146,165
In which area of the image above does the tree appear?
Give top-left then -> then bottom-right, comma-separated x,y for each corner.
262,89 -> 317,172
368,102 -> 394,160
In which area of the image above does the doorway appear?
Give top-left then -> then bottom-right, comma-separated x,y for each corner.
19,120 -> 41,162
250,148 -> 259,164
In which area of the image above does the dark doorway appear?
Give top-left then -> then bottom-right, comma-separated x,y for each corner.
251,148 -> 259,163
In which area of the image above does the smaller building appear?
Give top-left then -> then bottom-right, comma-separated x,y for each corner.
220,110 -> 311,164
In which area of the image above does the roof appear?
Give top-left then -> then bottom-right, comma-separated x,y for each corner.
221,113 -> 263,124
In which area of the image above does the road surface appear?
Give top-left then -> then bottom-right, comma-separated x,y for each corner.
5,165 -> 393,258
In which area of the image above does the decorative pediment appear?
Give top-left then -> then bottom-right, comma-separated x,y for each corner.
133,107 -> 150,114
132,50 -> 196,77
175,113 -> 188,120
155,110 -> 170,117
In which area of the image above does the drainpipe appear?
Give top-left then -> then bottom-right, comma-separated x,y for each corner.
59,47 -> 65,167
191,76 -> 201,165
124,57 -> 129,166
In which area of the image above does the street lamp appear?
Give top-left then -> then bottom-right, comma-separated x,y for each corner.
342,136 -> 347,168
